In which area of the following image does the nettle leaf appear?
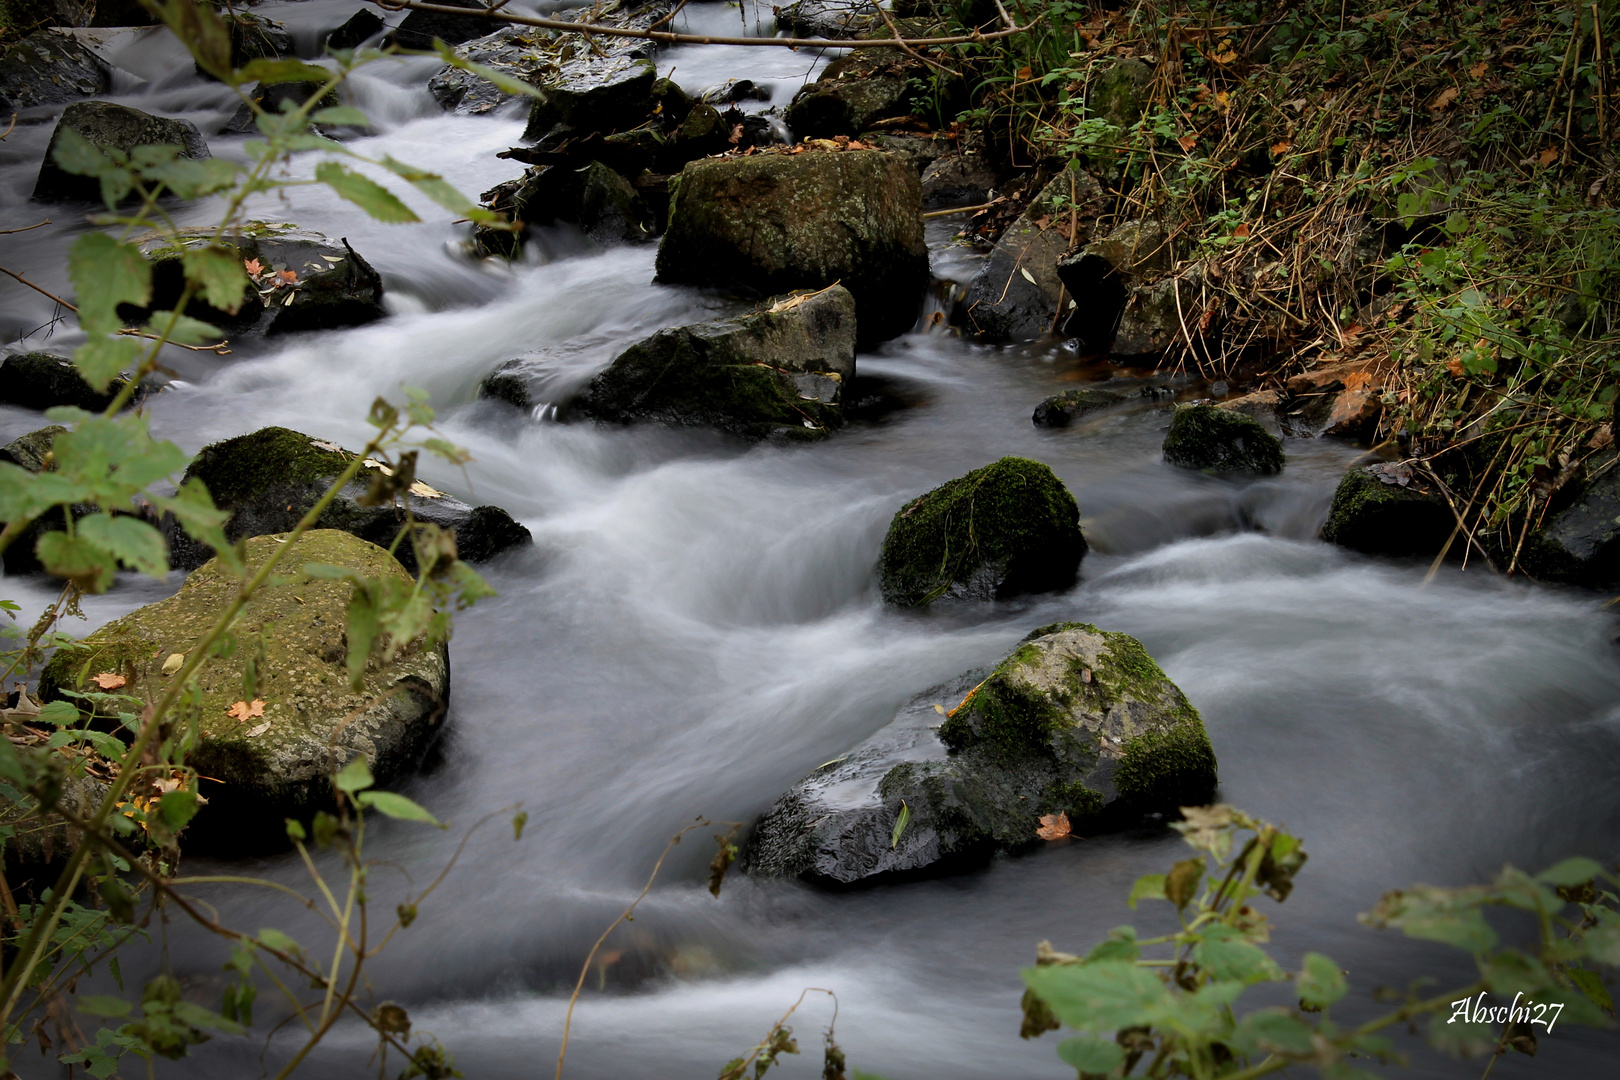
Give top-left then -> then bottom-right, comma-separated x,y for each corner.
149,156 -> 241,200
314,162 -> 419,223
51,126 -> 115,180
335,756 -> 374,794
356,790 -> 444,827
158,789 -> 200,832
71,336 -> 142,394
181,245 -> 249,314
1084,927 -> 1139,964
238,58 -> 334,84
1570,966 -> 1614,1014
1297,951 -> 1347,1008
1055,1036 -> 1125,1074
311,106 -> 371,128
1536,857 -> 1606,887
151,478 -> 241,574
378,156 -> 497,223
36,531 -> 118,593
144,310 -> 222,346
1022,960 -> 1167,1033
1127,873 -> 1166,909
1582,923 -> 1620,965
1193,924 -> 1284,986
69,233 -> 150,336
77,514 -> 168,578
1427,1013 -> 1496,1058
172,1000 -> 245,1035
1232,1008 -> 1314,1056
36,700 -> 80,726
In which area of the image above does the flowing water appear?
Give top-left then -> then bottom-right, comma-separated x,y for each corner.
3,4 -> 1620,1077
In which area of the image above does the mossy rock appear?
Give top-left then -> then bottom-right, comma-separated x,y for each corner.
0,351 -> 144,412
877,457 -> 1085,607
38,531 -> 448,849
1031,387 -> 1127,428
1320,463 -> 1456,557
1162,404 -> 1285,475
785,49 -> 923,138
32,101 -> 210,204
745,622 -> 1216,884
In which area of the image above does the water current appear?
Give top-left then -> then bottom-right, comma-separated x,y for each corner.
2,3 -> 1619,1076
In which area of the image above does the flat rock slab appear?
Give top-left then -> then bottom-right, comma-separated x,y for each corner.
0,28 -> 110,114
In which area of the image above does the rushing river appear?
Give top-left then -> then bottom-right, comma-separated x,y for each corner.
3,3 -> 1620,1077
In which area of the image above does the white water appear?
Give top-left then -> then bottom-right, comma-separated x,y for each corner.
3,4 -> 1619,1077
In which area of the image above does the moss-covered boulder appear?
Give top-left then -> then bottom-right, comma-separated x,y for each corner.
1032,387 -> 1128,428
167,428 -> 531,572
570,285 -> 857,439
1162,404 -> 1285,474
785,49 -> 921,138
0,351 -> 145,412
0,28 -> 110,115
1320,463 -> 1456,557
878,457 -> 1084,607
656,148 -> 929,344
39,531 -> 448,849
961,167 -> 1106,340
32,101 -> 210,204
745,622 -> 1217,884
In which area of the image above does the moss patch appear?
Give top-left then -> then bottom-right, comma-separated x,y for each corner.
877,456 -> 1086,607
1115,721 -> 1218,809
1320,465 -> 1454,556
1162,403 -> 1285,474
185,426 -> 364,509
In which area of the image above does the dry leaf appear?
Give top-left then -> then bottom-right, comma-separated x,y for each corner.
1080,667 -> 1093,683
92,673 -> 126,690
1469,59 -> 1488,79
227,699 -> 266,721
933,704 -> 946,714
310,439 -> 343,452
1019,266 -> 1038,285
1177,134 -> 1198,151
277,268 -> 298,285
1270,140 -> 1293,156
1446,356 -> 1467,377
1537,146 -> 1559,167
1037,812 -> 1071,841
1016,66 -> 1033,80
1232,223 -> 1251,238
1590,423 -> 1613,450
243,258 -> 263,276
1429,86 -> 1459,110
406,480 -> 445,498
161,653 -> 185,676
1211,47 -> 1238,64
1213,90 -> 1231,112
1344,371 -> 1374,391
246,721 -> 271,738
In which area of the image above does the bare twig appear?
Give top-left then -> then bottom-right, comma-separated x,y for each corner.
0,220 -> 48,236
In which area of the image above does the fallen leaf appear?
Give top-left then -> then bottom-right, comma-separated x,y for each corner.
1016,66 -> 1033,80
1211,47 -> 1238,64
1469,59 -> 1488,79
1429,86 -> 1459,110
1178,134 -> 1198,151
1537,146 -> 1559,167
1344,371 -> 1374,391
227,699 -> 266,721
161,653 -> 185,676
1446,355 -> 1467,377
1232,223 -> 1251,238
277,268 -> 299,285
243,258 -> 263,277
1019,266 -> 1038,285
246,720 -> 271,738
933,704 -> 946,714
1591,423 -> 1613,450
406,480 -> 445,498
1213,90 -> 1231,112
92,673 -> 126,690
1271,140 -> 1293,156
1037,812 -> 1071,841
1080,667 -> 1093,683
1286,97 -> 1307,111
311,439 -> 343,452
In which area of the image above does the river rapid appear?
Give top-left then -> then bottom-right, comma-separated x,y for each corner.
3,3 -> 1620,1077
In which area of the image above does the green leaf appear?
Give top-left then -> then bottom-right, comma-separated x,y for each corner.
890,800 -> 910,848
75,996 -> 133,1018
143,310 -> 222,346
1232,1008 -> 1314,1056
150,0 -> 232,76
69,233 -> 150,338
172,1000 -> 245,1035
1127,873 -> 1165,909
1297,951 -> 1347,1008
36,531 -> 118,593
238,58 -> 335,85
158,790 -> 200,832
1427,1012 -> 1496,1058
314,162 -> 419,223
151,478 -> 241,575
1165,856 -> 1204,909
1021,960 -> 1167,1032
51,126 -> 115,180
334,756 -> 374,794
378,156 -> 496,222
181,245 -> 249,314
256,927 -> 302,956
70,336 -> 142,395
77,514 -> 168,578
1537,857 -> 1605,887
1570,966 -> 1614,1015
36,700 -> 81,726
356,790 -> 444,827
1193,924 -> 1284,986
1055,1036 -> 1125,1073
1084,927 -> 1138,964
311,106 -> 371,127
344,583 -> 378,689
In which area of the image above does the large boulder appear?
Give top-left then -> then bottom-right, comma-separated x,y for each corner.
32,101 -> 210,204
389,0 -> 492,49
1056,219 -> 1175,356
125,225 -> 384,337
0,28 -> 110,114
0,351 -> 144,413
656,148 -> 928,344
1521,463 -> 1620,585
878,457 -> 1085,607
39,531 -> 449,848
522,55 -> 657,142
1091,57 -> 1154,127
777,0 -> 879,38
571,285 -> 857,439
786,49 -> 920,138
198,12 -> 292,78
961,167 -> 1105,340
1162,404 -> 1285,475
1320,463 -> 1455,557
745,622 -> 1218,884
167,428 -> 532,572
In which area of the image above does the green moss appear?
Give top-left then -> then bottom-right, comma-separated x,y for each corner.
1114,719 -> 1218,809
937,663 -> 1069,757
1162,403 -> 1285,474
877,456 -> 1086,607
185,427 -> 365,509
1044,780 -> 1105,821
1320,466 -> 1454,556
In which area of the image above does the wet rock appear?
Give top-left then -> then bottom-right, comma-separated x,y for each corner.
428,25 -> 551,114
572,285 -> 857,440
198,12 -> 293,79
1217,389 -> 1283,436
325,8 -> 385,51
777,0 -> 879,38
32,101 -> 210,204
1517,463 -> 1620,585
1031,387 -> 1128,428
961,167 -> 1105,340
166,427 -> 532,572
1092,57 -> 1153,127
38,531 -> 450,844
221,81 -> 342,136
860,131 -> 946,174
745,621 -> 1217,884
878,456 -> 1085,607
473,159 -> 654,256
1320,462 -> 1455,557
0,351 -> 145,412
127,226 -> 384,337
0,28 -> 110,114
699,78 -> 773,105
786,50 -> 920,138
523,55 -> 658,141
1162,403 -> 1285,474
0,425 -> 128,578
1056,219 -> 1168,351
920,148 -> 998,205
390,0 -> 492,50
656,148 -> 928,344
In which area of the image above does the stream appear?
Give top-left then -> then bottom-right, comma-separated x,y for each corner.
3,3 -> 1620,1077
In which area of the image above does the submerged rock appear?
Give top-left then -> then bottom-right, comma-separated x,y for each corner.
746,622 -> 1218,884
1521,463 -> 1620,585
1031,387 -> 1128,428
1320,463 -> 1454,557
0,28 -> 110,114
656,149 -> 928,344
1162,404 -> 1285,475
32,101 -> 211,204
167,427 -> 531,572
39,531 -> 449,846
878,457 -> 1085,607
572,285 -> 857,440
777,0 -> 879,38
0,351 -> 145,413
961,168 -> 1105,340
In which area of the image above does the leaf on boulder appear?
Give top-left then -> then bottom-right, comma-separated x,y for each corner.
162,653 -> 185,675
1037,812 -> 1071,841
245,721 -> 271,738
92,672 -> 127,690
226,699 -> 266,721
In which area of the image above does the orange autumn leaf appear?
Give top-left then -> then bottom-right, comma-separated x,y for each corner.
1213,90 -> 1231,112
1232,223 -> 1251,238
1537,146 -> 1559,167
1016,66 -> 1033,80
92,672 -> 126,690
1271,140 -> 1293,156
1211,47 -> 1238,64
243,258 -> 263,276
277,269 -> 299,285
1177,134 -> 1198,151
1468,59 -> 1489,79
1037,812 -> 1071,841
1429,86 -> 1459,111
1344,370 -> 1374,391
227,699 -> 266,721
1446,356 -> 1467,377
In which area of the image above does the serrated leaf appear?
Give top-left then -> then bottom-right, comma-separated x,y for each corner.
257,927 -> 301,956
51,127 -> 115,180
1084,927 -> 1138,964
1233,1008 -> 1314,1056
181,245 -> 249,314
1297,951 -> 1347,1008
151,0 -> 231,76
1427,1013 -> 1495,1057
77,514 -> 168,578
147,155 -> 242,199
334,755 -> 374,794
1570,967 -> 1614,1014
158,789 -> 200,832
356,790 -> 444,827
37,700 -> 80,726
1022,960 -> 1167,1032
311,106 -> 371,127
377,155 -> 494,221
36,531 -> 118,593
1056,1036 -> 1124,1073
1194,924 -> 1284,986
151,478 -> 242,574
144,310 -> 222,346
1127,873 -> 1166,909
69,233 -> 150,337
314,162 -> 419,223
1537,857 -> 1605,887
1580,924 -> 1620,965
71,336 -> 143,394
433,42 -> 543,97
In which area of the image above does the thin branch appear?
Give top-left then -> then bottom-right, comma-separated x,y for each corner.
0,220 -> 48,236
